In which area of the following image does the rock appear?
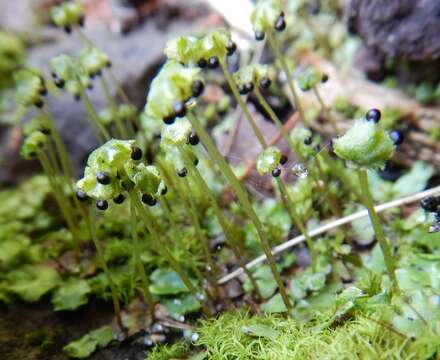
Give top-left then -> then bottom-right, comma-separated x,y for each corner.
345,0 -> 440,83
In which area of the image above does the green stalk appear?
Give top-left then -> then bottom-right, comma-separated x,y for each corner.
179,147 -> 263,300
220,60 -> 267,147
88,207 -> 123,328
38,151 -> 81,250
187,113 -> 292,312
76,79 -> 111,142
266,31 -> 305,122
312,86 -> 339,133
129,195 -> 156,318
100,76 -> 130,139
357,169 -> 399,292
131,193 -> 212,316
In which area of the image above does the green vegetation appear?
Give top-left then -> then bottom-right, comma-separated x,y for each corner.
1,0 -> 439,359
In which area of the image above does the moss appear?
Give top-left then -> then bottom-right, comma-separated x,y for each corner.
147,341 -> 191,360
196,311 -> 433,359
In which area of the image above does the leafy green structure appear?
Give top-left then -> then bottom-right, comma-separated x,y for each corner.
333,118 -> 395,170
21,131 -> 48,159
51,278 -> 91,311
14,69 -> 46,108
0,31 -> 25,90
63,325 -> 113,359
250,0 -> 282,34
256,146 -> 282,175
164,29 -> 231,66
78,46 -> 109,77
297,68 -> 324,91
51,1 -> 84,30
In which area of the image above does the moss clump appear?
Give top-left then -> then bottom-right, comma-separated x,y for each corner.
195,311 -> 433,359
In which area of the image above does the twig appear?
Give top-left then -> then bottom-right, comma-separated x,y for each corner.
217,185 -> 440,284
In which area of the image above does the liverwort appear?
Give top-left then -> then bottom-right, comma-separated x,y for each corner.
333,109 -> 400,293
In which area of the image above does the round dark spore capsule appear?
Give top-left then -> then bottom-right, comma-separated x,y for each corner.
188,132 -> 200,146
97,171 -> 111,185
54,78 -> 65,88
272,167 -> 281,177
40,128 -> 51,135
173,101 -> 186,118
74,93 -> 81,101
177,167 -> 188,177
192,80 -> 205,97
76,189 -> 88,202
366,108 -> 381,123
113,194 -> 125,204
259,77 -> 271,89
255,31 -> 265,41
34,99 -> 44,108
64,25 -> 72,34
142,194 -> 157,206
106,61 -> 112,68
389,130 -> 403,146
280,154 -> 288,165
39,87 -> 48,96
163,114 -> 175,125
208,56 -> 219,69
131,146 -> 143,160
238,83 -> 248,95
161,186 -> 168,196
96,200 -> 108,210
194,157 -> 199,166
244,82 -> 254,93
321,73 -> 329,83
198,58 -> 207,68
304,136 -> 312,145
226,41 -> 237,56
78,15 -> 85,27
421,196 -> 440,213
275,15 -> 286,32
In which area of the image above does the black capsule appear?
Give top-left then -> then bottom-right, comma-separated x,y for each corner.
198,58 -> 207,68
272,167 -> 281,177
113,194 -> 125,204
208,56 -> 219,69
421,196 -> 440,213
74,93 -> 81,101
96,200 -> 108,210
40,128 -> 51,135
194,157 -> 199,166
275,15 -> 286,32
321,73 -> 329,83
255,31 -> 265,41
188,132 -> 200,145
96,171 -> 111,185
259,77 -> 271,89
78,15 -> 85,27
280,154 -> 288,165
366,108 -> 381,123
33,98 -> 43,108
244,82 -> 254,93
238,83 -> 248,95
54,77 -> 65,88
28,151 -> 36,157
142,194 -> 156,206
106,60 -> 112,68
87,83 -> 93,90
226,41 -> 237,56
163,114 -> 175,125
64,25 -> 72,34
131,146 -> 143,160
39,87 -> 48,96
160,186 -> 168,196
389,130 -> 403,146
304,136 -> 313,145
76,189 -> 88,202
173,101 -> 187,118
192,80 -> 205,97
177,168 -> 188,177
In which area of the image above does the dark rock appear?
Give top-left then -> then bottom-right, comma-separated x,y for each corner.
345,0 -> 440,83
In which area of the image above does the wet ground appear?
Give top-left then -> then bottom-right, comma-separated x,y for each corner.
0,298 -> 146,360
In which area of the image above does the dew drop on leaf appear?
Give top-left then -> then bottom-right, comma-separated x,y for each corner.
291,163 -> 308,179
196,292 -> 205,301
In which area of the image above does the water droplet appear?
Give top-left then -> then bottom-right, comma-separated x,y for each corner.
191,332 -> 200,342
205,265 -> 212,272
177,315 -> 185,322
196,292 -> 205,301
173,299 -> 182,306
144,336 -> 154,347
202,279 -> 209,288
292,163 -> 308,179
152,323 -> 164,333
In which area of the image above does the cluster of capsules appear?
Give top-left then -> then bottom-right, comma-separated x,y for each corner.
75,140 -> 166,210
421,196 -> 440,233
